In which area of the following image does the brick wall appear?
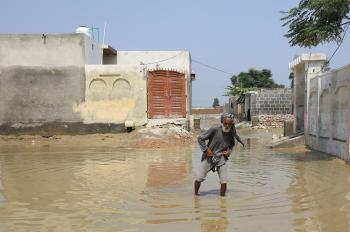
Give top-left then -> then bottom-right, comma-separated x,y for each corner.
250,88 -> 292,116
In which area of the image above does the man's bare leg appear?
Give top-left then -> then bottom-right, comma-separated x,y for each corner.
194,180 -> 201,196
220,183 -> 227,196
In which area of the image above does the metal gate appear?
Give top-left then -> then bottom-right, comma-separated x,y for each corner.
147,70 -> 186,118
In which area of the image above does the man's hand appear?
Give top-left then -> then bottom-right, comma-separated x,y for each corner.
206,148 -> 213,156
222,150 -> 230,157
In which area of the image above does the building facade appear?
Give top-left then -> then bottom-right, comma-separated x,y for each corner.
0,33 -> 193,134
225,88 -> 292,121
290,53 -> 350,160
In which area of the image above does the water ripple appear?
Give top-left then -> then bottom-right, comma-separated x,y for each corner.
0,133 -> 350,231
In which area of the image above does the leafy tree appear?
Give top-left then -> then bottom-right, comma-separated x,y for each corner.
212,97 -> 220,108
225,69 -> 284,96
281,0 -> 350,47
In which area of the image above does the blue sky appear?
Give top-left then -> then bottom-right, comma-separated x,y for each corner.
2,0 -> 350,107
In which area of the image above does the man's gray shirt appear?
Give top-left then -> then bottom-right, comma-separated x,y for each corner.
197,125 -> 241,166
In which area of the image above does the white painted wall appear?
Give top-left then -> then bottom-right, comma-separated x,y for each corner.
289,53 -> 327,133
306,65 -> 350,160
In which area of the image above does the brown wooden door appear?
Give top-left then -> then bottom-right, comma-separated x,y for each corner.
148,70 -> 186,118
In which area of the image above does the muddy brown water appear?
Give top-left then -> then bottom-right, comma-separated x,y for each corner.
1,129 -> 350,231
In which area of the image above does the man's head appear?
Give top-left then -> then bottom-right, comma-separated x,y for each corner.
221,113 -> 234,132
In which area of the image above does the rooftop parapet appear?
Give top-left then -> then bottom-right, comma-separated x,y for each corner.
289,53 -> 327,69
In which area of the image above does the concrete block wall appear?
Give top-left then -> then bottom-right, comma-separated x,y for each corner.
306,65 -> 350,160
250,88 -> 292,116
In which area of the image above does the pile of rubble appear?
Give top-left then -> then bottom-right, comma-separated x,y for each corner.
252,114 -> 294,129
135,119 -> 193,148
137,125 -> 192,140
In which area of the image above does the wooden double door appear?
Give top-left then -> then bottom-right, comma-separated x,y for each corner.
147,70 -> 186,118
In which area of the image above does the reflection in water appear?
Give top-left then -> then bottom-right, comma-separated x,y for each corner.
0,149 -> 193,232
282,148 -> 350,232
1,129 -> 350,231
194,196 -> 228,232
147,158 -> 189,187
245,138 -> 251,149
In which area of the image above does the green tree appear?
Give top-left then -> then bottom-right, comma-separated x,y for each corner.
225,69 -> 284,96
281,0 -> 350,47
212,97 -> 220,108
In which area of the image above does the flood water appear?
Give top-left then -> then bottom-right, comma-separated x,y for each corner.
1,130 -> 350,231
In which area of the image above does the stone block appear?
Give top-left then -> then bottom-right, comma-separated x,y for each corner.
194,118 -> 201,130
284,120 -> 294,136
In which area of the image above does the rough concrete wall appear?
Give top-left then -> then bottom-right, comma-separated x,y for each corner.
250,88 -> 292,115
318,89 -> 331,138
84,36 -> 103,65
294,66 -> 305,132
244,94 -> 250,116
333,87 -> 347,140
0,34 -> 124,134
117,51 -> 191,73
0,34 -> 86,66
103,55 -> 117,64
224,97 -> 236,115
0,34 -> 102,67
306,65 -> 350,160
307,91 -> 317,136
0,66 -> 85,125
289,54 -> 327,134
74,65 -> 147,126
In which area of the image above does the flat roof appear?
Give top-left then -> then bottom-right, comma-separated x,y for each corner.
102,44 -> 117,56
289,53 -> 327,69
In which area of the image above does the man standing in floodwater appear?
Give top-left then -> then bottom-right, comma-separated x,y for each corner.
195,113 -> 244,196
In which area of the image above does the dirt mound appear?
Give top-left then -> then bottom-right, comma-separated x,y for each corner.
0,121 -> 195,151
135,125 -> 193,149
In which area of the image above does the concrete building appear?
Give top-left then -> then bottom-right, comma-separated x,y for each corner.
249,88 -> 292,116
225,88 -> 292,121
77,65 -> 147,126
224,96 -> 237,115
289,53 -> 327,133
117,51 -> 193,119
290,53 -> 350,160
0,33 -> 106,134
0,33 -> 193,134
306,65 -> 350,160
102,44 -> 118,64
